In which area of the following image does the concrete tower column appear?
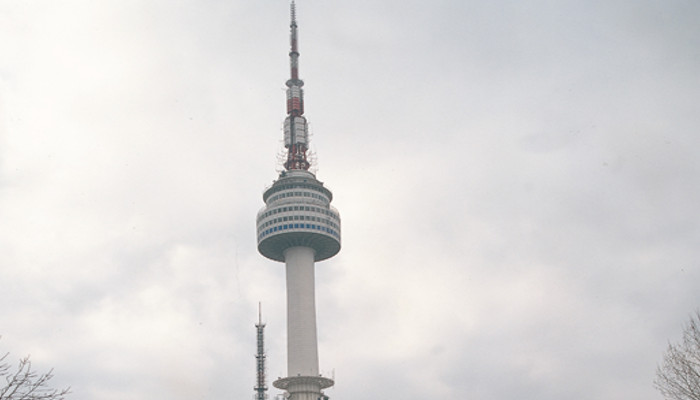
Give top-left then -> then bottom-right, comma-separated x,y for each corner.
284,246 -> 319,376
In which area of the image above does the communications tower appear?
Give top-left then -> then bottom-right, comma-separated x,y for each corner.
254,304 -> 268,400
256,2 -> 340,400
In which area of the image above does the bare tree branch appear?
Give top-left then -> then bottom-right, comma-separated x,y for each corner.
0,347 -> 70,400
655,311 -> 700,400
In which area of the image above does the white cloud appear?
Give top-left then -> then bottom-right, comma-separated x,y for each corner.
1,1 -> 699,400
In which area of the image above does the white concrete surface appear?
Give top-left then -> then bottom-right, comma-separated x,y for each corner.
283,246 -> 320,377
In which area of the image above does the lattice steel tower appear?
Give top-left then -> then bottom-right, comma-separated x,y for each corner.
256,2 -> 339,400
254,304 -> 268,400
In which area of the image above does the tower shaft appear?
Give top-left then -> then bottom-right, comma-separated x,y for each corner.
284,246 -> 319,376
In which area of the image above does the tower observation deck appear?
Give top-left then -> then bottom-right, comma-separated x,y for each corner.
256,2 -> 339,400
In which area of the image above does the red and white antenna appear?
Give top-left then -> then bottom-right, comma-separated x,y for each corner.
283,0 -> 310,171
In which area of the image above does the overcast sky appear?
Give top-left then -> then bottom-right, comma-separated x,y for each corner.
1,1 -> 699,399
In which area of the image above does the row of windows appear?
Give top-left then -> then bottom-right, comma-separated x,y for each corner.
259,215 -> 339,231
267,183 -> 329,197
259,205 -> 339,222
257,224 -> 340,241
268,190 -> 329,204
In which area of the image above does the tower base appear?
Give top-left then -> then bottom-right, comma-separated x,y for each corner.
273,376 -> 334,400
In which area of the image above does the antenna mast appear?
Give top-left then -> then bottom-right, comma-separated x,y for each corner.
283,0 -> 311,171
254,303 -> 268,400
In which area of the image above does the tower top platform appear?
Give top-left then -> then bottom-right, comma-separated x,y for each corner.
257,171 -> 341,262
262,170 -> 333,203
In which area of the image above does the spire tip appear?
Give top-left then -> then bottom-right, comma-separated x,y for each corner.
291,1 -> 297,26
